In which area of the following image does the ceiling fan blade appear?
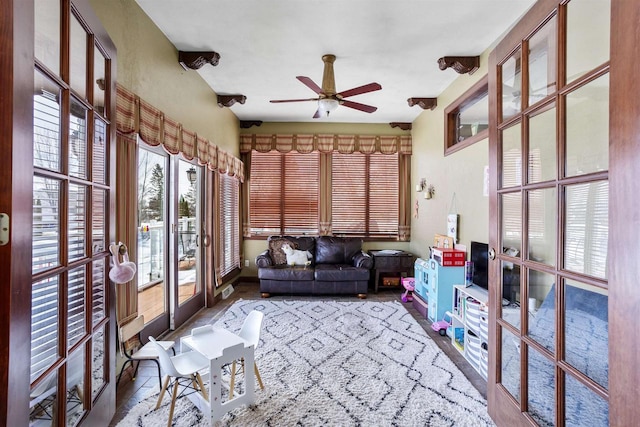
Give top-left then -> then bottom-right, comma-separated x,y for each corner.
270,97 -> 319,103
312,108 -> 322,119
337,82 -> 382,99
296,76 -> 323,94
341,100 -> 377,113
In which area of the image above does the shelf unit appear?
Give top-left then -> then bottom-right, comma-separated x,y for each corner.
451,284 -> 489,380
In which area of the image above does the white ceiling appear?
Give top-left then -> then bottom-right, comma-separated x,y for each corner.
135,0 -> 535,124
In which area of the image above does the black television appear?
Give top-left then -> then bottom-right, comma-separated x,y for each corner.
470,241 -> 489,291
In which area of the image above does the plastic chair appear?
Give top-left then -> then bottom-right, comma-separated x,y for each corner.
116,315 -> 175,390
149,336 -> 210,427
229,310 -> 265,398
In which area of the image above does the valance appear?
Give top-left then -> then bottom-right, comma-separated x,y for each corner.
116,84 -> 244,182
240,133 -> 412,155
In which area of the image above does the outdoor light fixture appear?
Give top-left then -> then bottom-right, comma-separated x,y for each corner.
186,166 -> 197,184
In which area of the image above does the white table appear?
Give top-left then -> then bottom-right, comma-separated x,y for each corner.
180,327 -> 255,424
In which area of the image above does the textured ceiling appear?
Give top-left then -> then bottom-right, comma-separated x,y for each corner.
135,0 -> 535,124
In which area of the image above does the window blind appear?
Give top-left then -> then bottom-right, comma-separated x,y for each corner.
332,152 -> 399,236
249,151 -> 319,235
219,173 -> 240,279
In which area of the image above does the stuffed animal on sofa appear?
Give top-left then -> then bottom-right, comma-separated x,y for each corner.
281,243 -> 312,266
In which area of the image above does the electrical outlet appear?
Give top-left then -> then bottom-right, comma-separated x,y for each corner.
244,259 -> 250,267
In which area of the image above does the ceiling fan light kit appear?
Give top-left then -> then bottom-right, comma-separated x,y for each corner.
318,98 -> 340,116
270,54 -> 382,119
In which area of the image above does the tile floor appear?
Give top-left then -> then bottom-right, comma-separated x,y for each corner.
109,281 -> 486,426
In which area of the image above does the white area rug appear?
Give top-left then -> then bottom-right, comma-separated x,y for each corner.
117,299 -> 494,426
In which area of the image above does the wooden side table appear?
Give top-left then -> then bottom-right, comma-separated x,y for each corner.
369,250 -> 415,293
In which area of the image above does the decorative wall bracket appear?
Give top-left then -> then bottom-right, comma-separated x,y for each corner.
389,122 -> 412,130
178,51 -> 221,70
437,56 -> 480,75
217,95 -> 246,108
407,98 -> 438,110
240,120 -> 263,129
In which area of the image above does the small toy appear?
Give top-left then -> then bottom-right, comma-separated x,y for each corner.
401,277 -> 415,303
431,311 -> 452,336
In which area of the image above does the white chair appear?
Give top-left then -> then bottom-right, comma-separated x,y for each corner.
149,336 -> 210,427
229,310 -> 265,398
117,315 -> 175,390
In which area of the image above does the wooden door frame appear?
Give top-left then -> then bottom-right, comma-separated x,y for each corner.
608,1 -> 640,425
0,0 -> 37,425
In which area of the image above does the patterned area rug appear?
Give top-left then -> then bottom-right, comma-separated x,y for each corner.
117,299 -> 494,426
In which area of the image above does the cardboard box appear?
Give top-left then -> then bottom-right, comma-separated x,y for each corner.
431,248 -> 466,266
433,234 -> 454,248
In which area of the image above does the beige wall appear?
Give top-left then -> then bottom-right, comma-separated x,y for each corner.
89,0 -> 240,154
409,52 -> 491,261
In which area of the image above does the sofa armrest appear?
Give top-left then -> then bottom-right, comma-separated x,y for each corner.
353,251 -> 373,269
255,250 -> 274,268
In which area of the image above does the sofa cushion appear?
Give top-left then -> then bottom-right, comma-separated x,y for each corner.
315,236 -> 363,265
258,265 -> 315,281
314,264 -> 370,282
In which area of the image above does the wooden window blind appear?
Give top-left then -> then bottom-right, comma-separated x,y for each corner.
219,173 -> 240,279
332,152 -> 399,237
249,150 -> 319,236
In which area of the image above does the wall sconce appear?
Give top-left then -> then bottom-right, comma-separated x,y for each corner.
425,184 -> 435,199
416,178 -> 435,199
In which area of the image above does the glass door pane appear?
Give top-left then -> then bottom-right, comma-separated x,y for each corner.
69,14 -> 87,99
565,73 -> 609,178
137,148 -> 168,324
501,123 -> 521,188
527,187 -> 556,266
528,105 -> 556,183
500,326 -> 521,401
177,160 -> 200,306
528,16 -> 557,106
34,0 -> 60,76
527,270 -> 555,353
527,346 -> 555,426
501,50 -> 522,121
566,0 -> 610,84
564,280 -> 608,389
564,181 -> 608,279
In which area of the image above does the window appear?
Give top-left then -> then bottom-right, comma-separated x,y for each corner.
332,152 -> 399,237
249,151 -> 319,236
219,173 -> 241,279
248,149 -> 400,238
445,76 -> 489,155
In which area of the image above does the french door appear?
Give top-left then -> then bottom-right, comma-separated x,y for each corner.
137,143 -> 205,338
488,0 -> 611,425
26,0 -> 116,425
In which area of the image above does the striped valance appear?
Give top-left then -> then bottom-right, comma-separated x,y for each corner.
239,133 -> 412,155
116,84 -> 244,181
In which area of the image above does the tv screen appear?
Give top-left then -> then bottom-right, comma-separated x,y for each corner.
470,241 -> 489,290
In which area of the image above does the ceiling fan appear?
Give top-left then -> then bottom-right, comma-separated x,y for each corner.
269,54 -> 382,119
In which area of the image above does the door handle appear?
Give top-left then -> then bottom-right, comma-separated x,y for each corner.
488,247 -> 496,260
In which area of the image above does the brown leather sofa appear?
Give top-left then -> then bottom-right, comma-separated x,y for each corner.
255,236 -> 373,298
